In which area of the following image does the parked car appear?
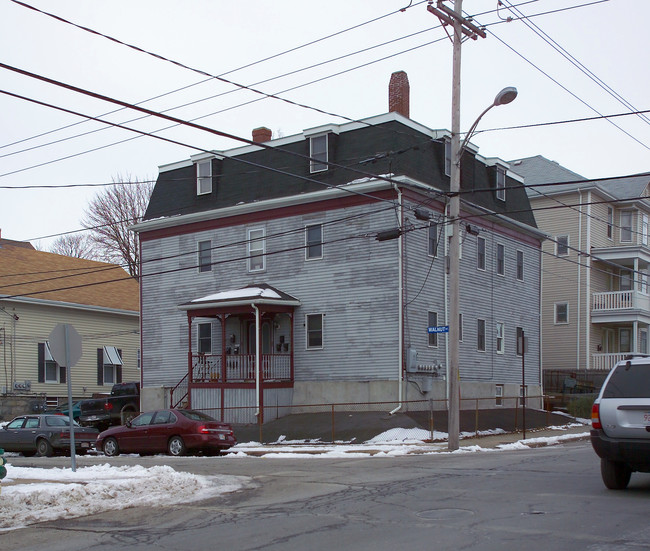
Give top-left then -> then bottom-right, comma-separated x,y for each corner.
0,414 -> 99,457
96,408 -> 237,457
591,355 -> 650,489
50,400 -> 83,421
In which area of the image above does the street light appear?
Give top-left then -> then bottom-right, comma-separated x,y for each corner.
447,86 -> 518,451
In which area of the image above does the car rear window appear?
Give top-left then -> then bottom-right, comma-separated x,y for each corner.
603,362 -> 650,398
178,410 -> 215,422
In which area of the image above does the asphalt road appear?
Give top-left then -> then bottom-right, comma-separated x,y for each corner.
4,441 -> 650,551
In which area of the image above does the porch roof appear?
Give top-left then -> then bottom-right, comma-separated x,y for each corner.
178,283 -> 300,311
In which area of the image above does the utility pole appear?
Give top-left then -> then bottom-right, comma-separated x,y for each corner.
427,0 -> 485,451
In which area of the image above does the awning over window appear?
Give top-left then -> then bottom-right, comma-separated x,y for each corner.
178,283 -> 300,311
103,346 -> 122,366
44,341 -> 55,362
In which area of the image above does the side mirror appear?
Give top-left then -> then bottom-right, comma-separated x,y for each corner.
126,420 -> 133,428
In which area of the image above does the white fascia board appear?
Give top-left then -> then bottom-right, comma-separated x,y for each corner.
179,298 -> 301,311
0,295 -> 139,318
303,123 -> 341,137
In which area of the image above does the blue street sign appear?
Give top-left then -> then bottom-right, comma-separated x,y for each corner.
428,326 -> 449,334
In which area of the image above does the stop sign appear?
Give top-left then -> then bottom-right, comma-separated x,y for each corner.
48,324 -> 82,367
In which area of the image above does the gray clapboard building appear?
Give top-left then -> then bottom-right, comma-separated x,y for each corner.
133,72 -> 545,423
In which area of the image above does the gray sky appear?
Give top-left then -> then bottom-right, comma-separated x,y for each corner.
1,0 -> 649,248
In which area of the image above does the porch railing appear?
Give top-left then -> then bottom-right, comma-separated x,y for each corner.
592,290 -> 650,312
591,353 -> 628,371
191,353 -> 292,383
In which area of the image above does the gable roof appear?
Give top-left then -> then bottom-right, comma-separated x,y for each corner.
0,242 -> 139,312
0,238 -> 35,250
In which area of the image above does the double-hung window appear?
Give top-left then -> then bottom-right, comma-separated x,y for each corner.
444,138 -> 452,177
44,342 -> 58,383
428,223 -> 439,257
477,319 -> 486,352
477,236 -> 486,270
198,323 -> 212,354
496,322 -> 504,354
621,211 -> 633,243
556,235 -> 569,256
306,224 -> 323,260
496,243 -> 505,276
310,135 -> 328,173
428,311 -> 438,347
196,160 -> 212,195
555,302 -> 568,324
607,207 -> 613,239
516,250 -> 524,281
496,167 -> 506,201
306,314 -> 324,349
198,240 -> 211,272
248,228 -> 266,272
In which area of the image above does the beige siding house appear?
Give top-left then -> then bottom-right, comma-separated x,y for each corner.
510,156 -> 650,381
0,237 -> 140,411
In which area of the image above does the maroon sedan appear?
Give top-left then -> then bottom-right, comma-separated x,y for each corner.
96,408 -> 236,457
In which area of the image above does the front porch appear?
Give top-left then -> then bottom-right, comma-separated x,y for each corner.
190,352 -> 292,383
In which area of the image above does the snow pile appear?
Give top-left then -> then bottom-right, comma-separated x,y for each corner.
0,464 -> 249,531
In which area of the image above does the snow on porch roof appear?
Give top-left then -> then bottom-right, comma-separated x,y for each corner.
178,284 -> 300,311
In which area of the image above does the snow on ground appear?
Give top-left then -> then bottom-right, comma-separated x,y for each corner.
0,423 -> 589,532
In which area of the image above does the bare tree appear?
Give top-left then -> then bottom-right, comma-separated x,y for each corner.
82,175 -> 154,278
50,233 -> 96,259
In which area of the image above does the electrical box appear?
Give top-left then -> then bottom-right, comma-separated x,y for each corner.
406,347 -> 418,372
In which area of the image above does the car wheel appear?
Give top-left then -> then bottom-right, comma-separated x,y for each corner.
103,437 -> 120,457
36,438 -> 54,457
601,459 -> 632,490
168,436 -> 186,457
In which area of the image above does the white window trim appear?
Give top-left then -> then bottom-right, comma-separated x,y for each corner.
444,138 -> 452,177
516,249 -> 524,281
496,243 -> 505,276
643,213 -> 649,246
198,322 -> 212,354
496,322 -> 504,354
428,311 -> 439,348
309,134 -> 328,173
477,318 -> 486,352
428,222 -> 439,258
607,207 -> 613,240
305,224 -> 323,261
620,210 -> 633,243
103,364 -> 117,385
306,313 -> 324,350
248,228 -> 266,272
196,160 -> 212,195
555,302 -> 569,325
495,384 -> 504,406
44,341 -> 59,384
496,167 -> 506,202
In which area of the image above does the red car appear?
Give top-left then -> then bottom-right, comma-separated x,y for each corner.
96,408 -> 236,457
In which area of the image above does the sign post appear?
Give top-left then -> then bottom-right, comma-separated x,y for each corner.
49,324 -> 82,472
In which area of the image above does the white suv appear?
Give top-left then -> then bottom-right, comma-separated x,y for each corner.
591,356 -> 650,489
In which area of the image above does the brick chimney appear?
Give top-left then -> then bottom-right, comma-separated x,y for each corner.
252,127 -> 272,143
388,71 -> 410,118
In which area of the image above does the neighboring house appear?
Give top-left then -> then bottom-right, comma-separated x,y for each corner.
133,72 -> 545,423
0,237 -> 140,411
510,155 -> 650,383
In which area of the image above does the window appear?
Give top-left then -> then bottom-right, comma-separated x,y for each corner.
555,302 -> 568,324
496,243 -> 505,276
477,236 -> 486,270
196,160 -> 212,195
444,138 -> 452,177
496,322 -> 504,354
102,346 -> 122,386
620,270 -> 633,291
459,313 -> 463,342
621,211 -> 633,242
198,240 -> 211,272
620,328 -> 631,354
428,311 -> 438,347
496,167 -> 506,201
607,207 -> 613,239
556,235 -> 569,256
198,323 -> 211,354
640,329 -> 648,354
248,228 -> 266,272
44,341 -> 58,383
516,327 -> 524,356
477,319 -> 486,352
306,314 -> 323,349
519,385 -> 528,406
495,384 -> 504,406
310,135 -> 328,172
516,250 -> 524,281
428,223 -> 440,257
643,214 -> 649,246
306,224 -> 323,260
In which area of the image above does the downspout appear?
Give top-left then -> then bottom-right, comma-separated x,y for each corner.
390,184 -> 404,415
252,303 -> 261,419
444,202 -> 450,404
577,190 -> 582,371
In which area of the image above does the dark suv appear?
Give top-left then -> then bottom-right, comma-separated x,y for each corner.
591,356 -> 650,489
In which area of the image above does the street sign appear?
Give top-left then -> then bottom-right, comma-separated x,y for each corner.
428,326 -> 449,334
49,324 -> 82,367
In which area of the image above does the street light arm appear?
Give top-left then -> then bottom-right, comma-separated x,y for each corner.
457,103 -> 495,166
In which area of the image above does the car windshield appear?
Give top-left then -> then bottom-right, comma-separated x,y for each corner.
603,362 -> 650,398
178,410 -> 215,422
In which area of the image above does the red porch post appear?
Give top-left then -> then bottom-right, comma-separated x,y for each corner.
187,312 -> 193,408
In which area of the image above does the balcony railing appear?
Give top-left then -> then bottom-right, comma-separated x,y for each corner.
592,290 -> 650,312
191,353 -> 292,383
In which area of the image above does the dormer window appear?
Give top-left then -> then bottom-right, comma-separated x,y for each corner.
444,138 -> 452,177
310,134 -> 328,173
496,167 -> 506,201
197,160 -> 212,195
